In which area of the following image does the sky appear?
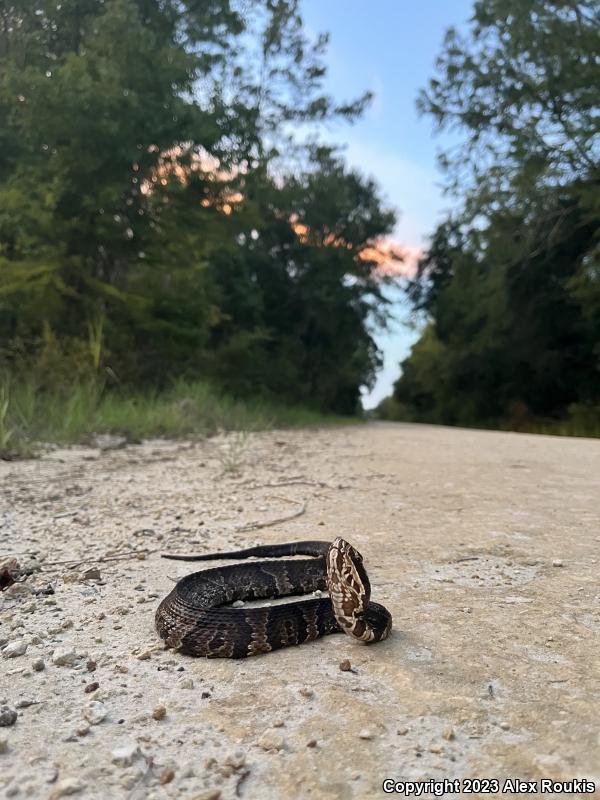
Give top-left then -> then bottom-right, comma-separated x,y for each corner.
300,0 -> 474,408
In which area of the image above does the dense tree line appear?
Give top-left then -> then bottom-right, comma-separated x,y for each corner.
382,0 -> 600,431
0,1 -> 396,414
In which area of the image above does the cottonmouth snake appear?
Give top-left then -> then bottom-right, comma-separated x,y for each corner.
155,538 -> 392,658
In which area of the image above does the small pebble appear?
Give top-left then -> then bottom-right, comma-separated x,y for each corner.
0,735 -> 8,753
257,730 -> 285,751
82,567 -> 101,581
152,705 -> 166,721
306,739 -> 317,748
52,649 -> 79,667
83,701 -> 107,725
397,727 -> 409,736
49,778 -> 84,798
339,659 -> 352,672
499,721 -> 510,730
299,687 -> 313,698
86,660 -> 97,672
443,726 -> 455,740
179,678 -> 194,689
429,744 -> 443,754
84,682 -> 99,694
3,640 -> 28,658
159,768 -> 175,785
223,751 -> 246,769
232,600 -> 245,608
15,699 -> 36,709
0,707 -> 17,727
272,719 -> 284,728
192,791 -> 221,800
111,743 -> 141,767
32,658 -> 45,672
552,559 -> 564,567
358,729 -> 374,740
137,651 -> 151,661
75,724 -> 90,737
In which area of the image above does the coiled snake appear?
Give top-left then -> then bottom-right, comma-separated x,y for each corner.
155,538 -> 392,658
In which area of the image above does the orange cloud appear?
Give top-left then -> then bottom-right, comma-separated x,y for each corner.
366,241 -> 422,278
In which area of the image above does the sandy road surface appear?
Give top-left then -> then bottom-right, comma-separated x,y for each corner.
1,422 -> 599,799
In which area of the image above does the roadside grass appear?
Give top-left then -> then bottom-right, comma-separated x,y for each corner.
0,378 -> 357,460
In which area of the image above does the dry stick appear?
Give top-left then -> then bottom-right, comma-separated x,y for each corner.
249,479 -> 330,489
235,501 -> 307,532
41,549 -> 158,571
53,509 -> 84,520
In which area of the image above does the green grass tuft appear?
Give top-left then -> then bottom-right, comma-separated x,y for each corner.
0,378 -> 356,459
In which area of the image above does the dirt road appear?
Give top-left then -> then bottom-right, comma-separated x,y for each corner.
1,422 -> 598,799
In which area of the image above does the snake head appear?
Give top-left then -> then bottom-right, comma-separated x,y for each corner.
326,538 -> 372,638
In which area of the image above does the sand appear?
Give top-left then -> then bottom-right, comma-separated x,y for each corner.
1,422 -> 598,799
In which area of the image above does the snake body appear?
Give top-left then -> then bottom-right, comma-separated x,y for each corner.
155,538 -> 392,658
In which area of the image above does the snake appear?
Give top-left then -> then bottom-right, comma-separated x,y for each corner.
155,538 -> 392,658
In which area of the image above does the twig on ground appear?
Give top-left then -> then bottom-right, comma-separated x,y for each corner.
236,501 -> 306,532
251,479 -> 329,489
53,509 -> 84,519
41,549 -> 158,570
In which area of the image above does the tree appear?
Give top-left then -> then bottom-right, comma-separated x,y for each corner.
209,151 -> 397,414
0,0 -> 395,414
387,0 -> 600,431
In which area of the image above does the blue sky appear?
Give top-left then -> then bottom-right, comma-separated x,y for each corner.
300,0 -> 474,407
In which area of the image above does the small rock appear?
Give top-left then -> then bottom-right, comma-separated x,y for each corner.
201,691 -> 211,699
443,726 -> 455,740
86,660 -> 97,672
49,778 -> 84,799
339,659 -> 352,672
93,433 -> 128,451
298,687 -> 313,698
272,719 -> 284,728
159,768 -> 175,785
111,743 -> 141,767
358,729 -> 374,740
75,724 -> 90,737
552,559 -> 564,568
306,739 -> 317,748
152,705 -> 166,721
32,658 -> 45,672
84,682 -> 99,694
82,568 -> 101,581
83,701 -> 107,725
52,648 -> 79,667
3,641 -> 28,658
0,707 -> 17,727
397,727 -> 409,736
232,600 -> 245,608
15,699 -> 36,709
192,791 -> 221,800
257,730 -> 285,751
137,650 -> 151,661
499,721 -> 510,730
179,677 -> 194,690
429,744 -> 443,754
0,735 -> 8,753
224,751 -> 246,769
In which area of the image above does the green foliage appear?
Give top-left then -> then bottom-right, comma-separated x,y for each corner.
0,1 -> 395,426
0,377 -> 355,459
384,0 -> 600,436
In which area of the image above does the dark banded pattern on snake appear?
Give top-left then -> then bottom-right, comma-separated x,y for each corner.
155,538 -> 392,658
